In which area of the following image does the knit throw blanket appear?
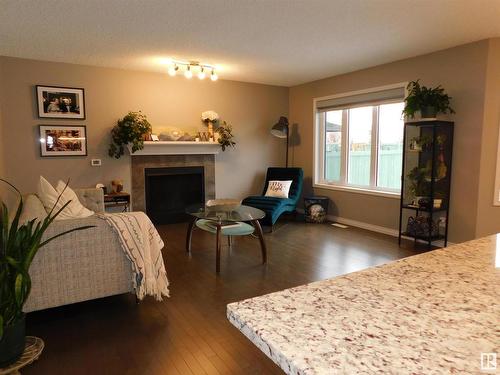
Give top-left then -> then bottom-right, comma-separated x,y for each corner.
98,212 -> 170,301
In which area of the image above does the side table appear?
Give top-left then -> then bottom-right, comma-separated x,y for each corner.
104,192 -> 130,212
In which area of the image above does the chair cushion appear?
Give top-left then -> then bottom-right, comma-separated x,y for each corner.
195,219 -> 255,236
243,196 -> 296,225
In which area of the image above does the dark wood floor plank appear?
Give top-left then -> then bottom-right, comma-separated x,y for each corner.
23,220 -> 420,374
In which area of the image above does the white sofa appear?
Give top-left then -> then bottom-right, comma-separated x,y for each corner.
23,188 -> 134,312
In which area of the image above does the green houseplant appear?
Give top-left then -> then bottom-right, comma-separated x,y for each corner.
0,180 -> 93,366
215,121 -> 236,151
407,166 -> 431,200
403,80 -> 455,119
108,111 -> 152,159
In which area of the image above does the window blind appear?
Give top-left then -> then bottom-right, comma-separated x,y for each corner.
316,86 -> 405,113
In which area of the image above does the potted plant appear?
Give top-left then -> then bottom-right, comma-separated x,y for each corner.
0,180 -> 93,366
108,111 -> 152,159
407,166 -> 431,206
403,80 -> 455,119
215,121 -> 236,151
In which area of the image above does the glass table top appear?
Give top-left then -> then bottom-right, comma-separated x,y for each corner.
186,204 -> 265,222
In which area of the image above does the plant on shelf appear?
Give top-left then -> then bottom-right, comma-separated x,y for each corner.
409,135 -> 433,151
215,121 -> 236,151
108,111 -> 152,159
0,180 -> 93,366
403,80 -> 455,119
407,166 -> 431,200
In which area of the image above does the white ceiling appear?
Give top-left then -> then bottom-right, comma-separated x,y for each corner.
1,0 -> 500,87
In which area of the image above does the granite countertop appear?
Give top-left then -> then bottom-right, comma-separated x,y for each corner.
227,235 -> 500,374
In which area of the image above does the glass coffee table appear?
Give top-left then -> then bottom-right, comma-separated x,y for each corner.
186,204 -> 267,273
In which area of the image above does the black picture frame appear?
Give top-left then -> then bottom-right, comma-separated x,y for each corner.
36,85 -> 86,119
39,125 -> 88,157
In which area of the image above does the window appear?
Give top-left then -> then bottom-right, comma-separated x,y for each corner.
314,85 -> 405,196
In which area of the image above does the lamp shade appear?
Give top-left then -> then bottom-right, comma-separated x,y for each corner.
271,116 -> 289,138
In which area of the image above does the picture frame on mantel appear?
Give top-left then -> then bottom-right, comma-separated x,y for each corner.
36,85 -> 86,119
39,125 -> 88,157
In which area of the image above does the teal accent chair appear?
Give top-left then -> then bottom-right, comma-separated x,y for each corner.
243,167 -> 303,227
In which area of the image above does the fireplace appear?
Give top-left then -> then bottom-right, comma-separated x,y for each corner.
131,154 -> 215,220
145,166 -> 205,224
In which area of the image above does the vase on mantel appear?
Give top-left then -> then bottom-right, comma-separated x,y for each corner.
207,122 -> 214,138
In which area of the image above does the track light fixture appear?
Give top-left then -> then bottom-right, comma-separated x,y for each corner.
167,60 -> 218,81
211,68 -> 218,81
184,65 -> 193,79
198,67 -> 206,80
168,64 -> 178,76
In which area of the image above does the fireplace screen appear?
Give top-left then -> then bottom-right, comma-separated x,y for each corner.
145,166 -> 205,224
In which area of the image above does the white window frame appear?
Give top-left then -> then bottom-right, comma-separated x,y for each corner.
313,83 -> 407,199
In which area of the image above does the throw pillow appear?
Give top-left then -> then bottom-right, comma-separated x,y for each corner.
55,180 -> 94,219
18,194 -> 47,225
265,180 -> 293,198
37,176 -> 94,220
37,176 -> 61,213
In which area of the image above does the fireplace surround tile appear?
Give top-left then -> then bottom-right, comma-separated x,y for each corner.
131,154 -> 215,212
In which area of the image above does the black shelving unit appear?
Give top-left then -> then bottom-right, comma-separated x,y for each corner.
398,120 -> 454,249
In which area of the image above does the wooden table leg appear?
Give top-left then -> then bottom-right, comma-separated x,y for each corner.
186,217 -> 197,254
252,220 -> 267,264
216,224 -> 222,273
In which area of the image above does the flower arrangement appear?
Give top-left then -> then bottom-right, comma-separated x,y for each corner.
201,111 -> 219,123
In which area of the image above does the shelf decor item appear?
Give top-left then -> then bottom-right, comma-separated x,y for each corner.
36,85 -> 85,119
201,110 -> 219,138
205,199 -> 242,212
402,80 -> 455,119
398,120 -> 454,249
39,125 -> 87,157
108,111 -> 152,159
0,180 -> 93,367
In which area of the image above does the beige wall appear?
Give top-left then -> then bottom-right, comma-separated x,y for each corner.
0,56 -> 288,200
289,41 -> 490,243
476,38 -> 500,237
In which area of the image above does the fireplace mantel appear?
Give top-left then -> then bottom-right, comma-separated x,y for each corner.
128,141 -> 220,156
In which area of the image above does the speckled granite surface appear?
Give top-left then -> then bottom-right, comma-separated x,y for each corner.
227,235 -> 500,374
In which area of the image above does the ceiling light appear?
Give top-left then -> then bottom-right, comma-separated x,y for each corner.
198,67 -> 206,80
184,65 -> 193,79
210,69 -> 218,81
168,64 -> 178,76
167,60 -> 218,81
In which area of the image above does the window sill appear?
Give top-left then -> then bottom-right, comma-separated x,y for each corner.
313,182 -> 400,199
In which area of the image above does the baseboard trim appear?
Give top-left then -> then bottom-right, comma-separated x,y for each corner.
297,208 -> 455,247
327,214 -> 398,236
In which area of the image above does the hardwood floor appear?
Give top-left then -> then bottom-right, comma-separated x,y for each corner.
24,220 -> 420,375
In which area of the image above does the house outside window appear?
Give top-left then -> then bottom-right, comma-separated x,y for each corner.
314,84 -> 407,198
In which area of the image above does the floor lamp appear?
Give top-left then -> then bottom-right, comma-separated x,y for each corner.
271,116 -> 289,167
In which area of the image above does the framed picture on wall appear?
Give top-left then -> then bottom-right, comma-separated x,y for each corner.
39,125 -> 87,157
36,85 -> 86,119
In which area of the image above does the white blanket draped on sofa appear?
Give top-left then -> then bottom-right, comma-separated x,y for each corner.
98,212 -> 170,301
